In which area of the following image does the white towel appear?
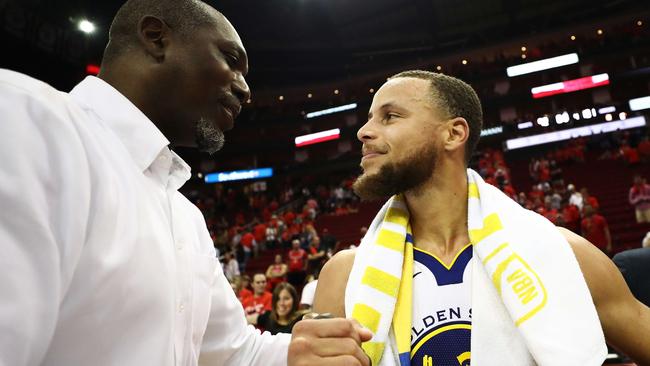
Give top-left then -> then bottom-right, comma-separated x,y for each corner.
345,169 -> 607,365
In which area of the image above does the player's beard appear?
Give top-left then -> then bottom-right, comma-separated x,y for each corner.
353,143 -> 438,201
195,118 -> 225,155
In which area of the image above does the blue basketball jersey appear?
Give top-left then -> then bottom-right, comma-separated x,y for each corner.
408,233 -> 473,366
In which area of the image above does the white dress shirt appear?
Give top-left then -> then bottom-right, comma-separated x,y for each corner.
0,69 -> 290,366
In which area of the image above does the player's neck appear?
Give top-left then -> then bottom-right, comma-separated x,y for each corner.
404,165 -> 469,260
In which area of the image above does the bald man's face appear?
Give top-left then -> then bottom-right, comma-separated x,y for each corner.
160,12 -> 250,154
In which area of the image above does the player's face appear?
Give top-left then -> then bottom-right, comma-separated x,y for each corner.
353,77 -> 445,200
276,289 -> 294,318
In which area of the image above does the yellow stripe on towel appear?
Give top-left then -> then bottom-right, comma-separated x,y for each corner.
351,303 -> 381,334
469,213 -> 503,244
362,266 -> 400,298
362,341 -> 385,366
375,229 -> 406,252
468,183 -> 480,199
385,207 -> 409,227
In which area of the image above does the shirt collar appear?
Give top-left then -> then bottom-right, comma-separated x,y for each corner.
69,76 -> 192,188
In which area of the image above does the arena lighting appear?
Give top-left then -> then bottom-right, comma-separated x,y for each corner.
480,126 -> 503,137
598,106 -> 616,114
506,53 -> 579,77
78,19 -> 95,34
505,116 -> 646,151
517,121 -> 534,129
581,108 -> 597,119
555,112 -> 570,124
531,73 -> 609,99
536,116 -> 550,127
305,103 -> 357,119
295,128 -> 340,147
629,96 -> 650,111
204,167 -> 273,183
86,64 -> 100,75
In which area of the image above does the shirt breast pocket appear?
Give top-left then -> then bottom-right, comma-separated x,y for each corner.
191,253 -> 219,346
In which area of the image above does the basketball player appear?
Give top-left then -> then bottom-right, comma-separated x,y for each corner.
313,70 -> 650,365
0,0 -> 370,365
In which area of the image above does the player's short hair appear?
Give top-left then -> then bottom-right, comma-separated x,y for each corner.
389,70 -> 483,165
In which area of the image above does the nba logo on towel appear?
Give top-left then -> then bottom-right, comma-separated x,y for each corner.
492,253 -> 548,326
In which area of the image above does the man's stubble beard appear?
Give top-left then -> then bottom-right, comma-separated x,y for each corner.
196,118 -> 225,155
353,144 -> 438,201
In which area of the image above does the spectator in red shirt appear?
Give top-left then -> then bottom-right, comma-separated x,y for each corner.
234,274 -> 253,304
243,273 -> 272,323
265,254 -> 288,291
240,230 -> 257,261
581,205 -> 612,254
287,239 -> 307,288
562,202 -> 581,233
253,221 -> 267,246
307,236 -> 326,276
580,187 -> 599,212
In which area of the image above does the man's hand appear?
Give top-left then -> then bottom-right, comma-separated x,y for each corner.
288,318 -> 373,366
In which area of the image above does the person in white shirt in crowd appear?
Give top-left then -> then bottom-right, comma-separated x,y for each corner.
0,0 -> 371,365
568,183 -> 584,211
300,275 -> 319,310
223,251 -> 240,282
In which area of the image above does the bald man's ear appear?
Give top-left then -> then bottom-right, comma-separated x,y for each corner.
443,117 -> 470,153
137,16 -> 170,62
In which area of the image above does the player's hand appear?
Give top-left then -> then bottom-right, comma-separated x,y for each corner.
288,318 -> 373,366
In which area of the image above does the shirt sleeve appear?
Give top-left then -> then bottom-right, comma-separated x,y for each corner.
0,76 -> 91,365
199,268 -> 290,366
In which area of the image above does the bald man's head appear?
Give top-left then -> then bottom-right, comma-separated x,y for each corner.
103,0 -> 221,64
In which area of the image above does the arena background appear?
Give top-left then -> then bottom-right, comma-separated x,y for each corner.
1,0 -> 649,364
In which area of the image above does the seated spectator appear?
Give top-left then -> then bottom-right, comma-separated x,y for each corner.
230,275 -> 253,304
265,254 -> 288,291
248,283 -> 307,335
307,236 -> 326,276
320,228 -> 338,253
629,175 -> 650,224
287,239 -> 308,288
581,205 -> 612,254
243,273 -> 273,323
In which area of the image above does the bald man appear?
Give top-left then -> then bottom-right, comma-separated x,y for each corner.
0,1 -> 370,365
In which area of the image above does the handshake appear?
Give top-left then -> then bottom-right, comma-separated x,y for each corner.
288,315 -> 373,366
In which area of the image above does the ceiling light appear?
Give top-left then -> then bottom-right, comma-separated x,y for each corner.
521,46 -> 527,52
307,93 -> 312,98
462,59 -> 468,65
78,19 -> 96,34
334,89 -> 339,95
369,88 -> 374,93
278,96 -> 284,101
570,35 -> 576,41
436,65 -> 442,71
597,29 -> 603,35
